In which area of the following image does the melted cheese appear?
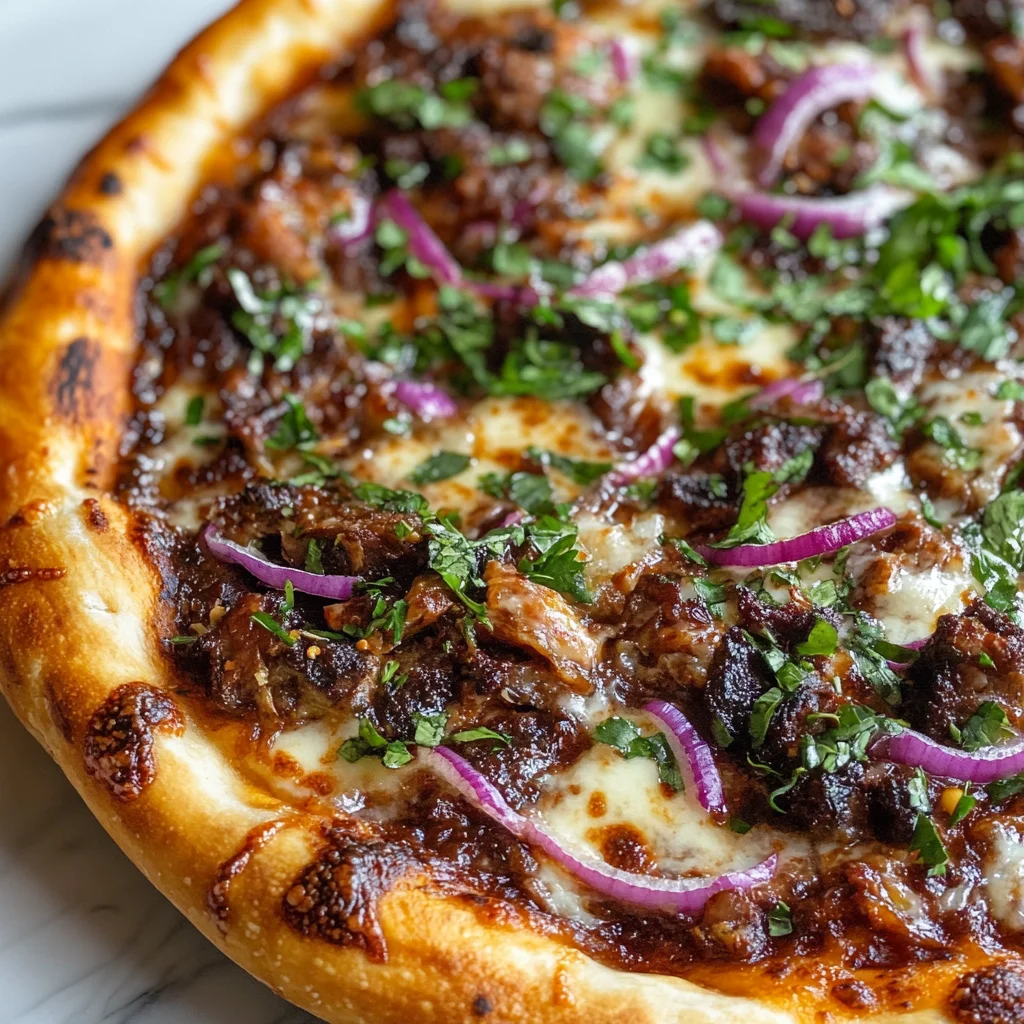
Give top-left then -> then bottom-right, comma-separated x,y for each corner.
984,824 -> 1024,931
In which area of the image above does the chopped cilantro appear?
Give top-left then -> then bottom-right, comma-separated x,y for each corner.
768,902 -> 793,937
909,813 -> 949,876
638,132 -> 690,173
518,516 -> 592,603
356,78 -> 477,131
409,451 -> 472,485
227,269 -> 320,374
154,242 -> 226,309
987,773 -> 1024,804
413,712 -> 448,747
922,417 -> 982,471
266,394 -> 318,452
250,610 -> 295,646
451,726 -> 512,746
525,447 -> 612,485
749,687 -> 784,749
955,701 -> 1013,752
304,539 -> 324,574
795,619 -> 839,657
595,716 -> 683,791
184,395 -> 205,427
908,768 -> 931,813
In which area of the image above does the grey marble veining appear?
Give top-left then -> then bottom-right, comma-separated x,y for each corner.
0,1 -> 318,1020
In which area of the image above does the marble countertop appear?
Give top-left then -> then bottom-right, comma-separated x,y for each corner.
0,3 -> 317,1020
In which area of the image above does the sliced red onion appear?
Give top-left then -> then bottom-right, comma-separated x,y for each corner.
695,507 -> 897,568
377,192 -> 539,307
645,701 -> 727,815
749,377 -> 825,409
608,38 -> 639,83
377,190 -> 463,287
903,22 -> 938,98
422,745 -> 778,913
568,222 -> 722,300
701,133 -> 731,177
886,635 -> 930,670
875,729 -> 1024,784
727,185 -> 909,240
204,526 -> 359,600
754,62 -> 878,186
605,425 -> 682,487
499,509 -> 526,528
393,379 -> 459,420
331,190 -> 373,248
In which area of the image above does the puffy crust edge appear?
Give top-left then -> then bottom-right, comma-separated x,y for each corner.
0,0 -> 979,1020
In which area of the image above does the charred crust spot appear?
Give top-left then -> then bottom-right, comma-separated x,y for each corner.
472,995 -> 493,1016
53,337 -> 98,421
83,497 -> 108,532
951,964 -> 1024,1024
30,206 -> 113,264
282,825 -> 419,959
83,682 -> 183,801
0,566 -> 66,587
208,819 -> 288,930
97,172 -> 122,196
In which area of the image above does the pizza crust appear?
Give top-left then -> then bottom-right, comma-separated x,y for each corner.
0,0 -> 975,1019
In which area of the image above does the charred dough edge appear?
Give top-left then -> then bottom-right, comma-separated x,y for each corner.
0,0 -> 987,1021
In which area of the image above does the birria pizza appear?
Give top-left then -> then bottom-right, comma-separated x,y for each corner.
5,0 -> 1024,1021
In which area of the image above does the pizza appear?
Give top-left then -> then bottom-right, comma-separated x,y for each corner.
7,0 -> 1024,1020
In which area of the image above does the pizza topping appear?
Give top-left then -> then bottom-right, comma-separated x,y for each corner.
645,700 -> 728,815
421,744 -> 778,913
392,379 -> 459,420
694,507 -> 897,567
204,527 -> 361,601
117,0 -> 1024,993
726,183 -> 910,240
752,61 -> 879,187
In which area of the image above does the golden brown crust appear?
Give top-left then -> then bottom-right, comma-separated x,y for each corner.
0,0 -> 983,1020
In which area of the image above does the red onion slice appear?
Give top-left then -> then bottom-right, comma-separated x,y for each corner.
376,191 -> 539,306
422,745 -> 778,913
204,527 -> 359,600
393,379 -> 459,420
727,185 -> 909,240
754,62 -> 878,186
377,190 -> 463,287
568,222 -> 722,299
749,377 -> 825,409
608,38 -> 639,83
695,507 -> 897,568
331,190 -> 373,248
903,22 -> 938,97
875,729 -> 1024,784
701,133 -> 732,177
645,701 -> 727,815
605,425 -> 682,487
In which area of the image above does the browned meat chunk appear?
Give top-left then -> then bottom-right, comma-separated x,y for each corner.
904,600 -> 1024,740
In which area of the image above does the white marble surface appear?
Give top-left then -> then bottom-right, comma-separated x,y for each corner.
0,3 -> 318,1020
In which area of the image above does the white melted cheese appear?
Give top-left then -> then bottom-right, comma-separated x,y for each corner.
536,744 -> 785,877
577,510 -> 665,586
917,371 -> 1023,506
347,396 -> 614,520
984,824 -> 1024,931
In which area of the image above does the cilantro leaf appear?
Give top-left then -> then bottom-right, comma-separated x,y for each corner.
957,701 -> 1014,752
909,813 -> 949,876
409,451 -> 472,485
